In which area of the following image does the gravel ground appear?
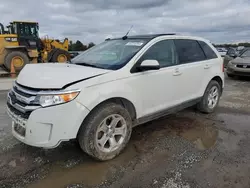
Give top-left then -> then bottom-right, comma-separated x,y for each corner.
0,76 -> 250,188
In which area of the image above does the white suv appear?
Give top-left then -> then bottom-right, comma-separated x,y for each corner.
7,34 -> 224,160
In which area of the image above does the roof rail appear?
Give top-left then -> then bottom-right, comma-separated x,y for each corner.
159,33 -> 176,35
104,33 -> 177,41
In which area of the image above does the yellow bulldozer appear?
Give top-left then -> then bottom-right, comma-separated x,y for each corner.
0,21 -> 70,73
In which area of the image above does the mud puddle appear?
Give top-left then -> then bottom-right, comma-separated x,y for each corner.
134,115 -> 219,151
168,116 -> 218,150
28,142 -> 138,188
9,114 -> 221,188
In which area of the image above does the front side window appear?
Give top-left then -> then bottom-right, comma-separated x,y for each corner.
174,39 -> 206,64
139,39 -> 178,67
71,39 -> 149,70
198,40 -> 218,59
13,24 -> 17,34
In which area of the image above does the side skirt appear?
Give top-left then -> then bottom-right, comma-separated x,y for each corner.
133,97 -> 201,127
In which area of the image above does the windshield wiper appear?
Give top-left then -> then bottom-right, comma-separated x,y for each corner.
74,62 -> 101,68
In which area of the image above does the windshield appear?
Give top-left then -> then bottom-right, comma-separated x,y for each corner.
240,50 -> 250,57
71,39 -> 149,70
18,23 -> 39,38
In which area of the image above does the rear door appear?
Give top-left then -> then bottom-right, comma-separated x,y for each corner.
198,40 -> 221,91
173,39 -> 207,103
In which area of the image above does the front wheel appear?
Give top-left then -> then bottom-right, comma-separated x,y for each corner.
77,102 -> 132,161
197,80 -> 222,114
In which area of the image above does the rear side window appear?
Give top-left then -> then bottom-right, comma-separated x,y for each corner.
198,40 -> 218,59
174,39 -> 206,64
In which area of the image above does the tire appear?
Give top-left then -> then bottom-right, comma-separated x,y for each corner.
4,51 -> 29,72
197,80 -> 222,114
51,49 -> 70,63
77,102 -> 132,161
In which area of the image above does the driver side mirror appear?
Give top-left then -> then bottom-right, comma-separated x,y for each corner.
138,60 -> 160,71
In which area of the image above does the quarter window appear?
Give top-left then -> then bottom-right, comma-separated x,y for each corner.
174,39 -> 206,64
139,39 -> 177,68
198,41 -> 218,59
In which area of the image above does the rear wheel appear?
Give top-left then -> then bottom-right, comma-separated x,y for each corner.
77,102 -> 132,161
4,51 -> 29,72
197,80 -> 222,114
51,49 -> 70,63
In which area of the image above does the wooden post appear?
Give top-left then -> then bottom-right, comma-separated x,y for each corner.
31,58 -> 38,64
10,61 -> 16,78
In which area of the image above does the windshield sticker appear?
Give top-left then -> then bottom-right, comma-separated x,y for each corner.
125,42 -> 144,46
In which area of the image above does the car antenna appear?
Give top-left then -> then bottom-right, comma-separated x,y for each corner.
122,25 -> 133,40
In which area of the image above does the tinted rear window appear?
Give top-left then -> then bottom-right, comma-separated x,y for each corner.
174,39 -> 206,64
198,40 -> 218,59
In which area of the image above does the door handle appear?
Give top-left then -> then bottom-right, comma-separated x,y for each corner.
173,68 -> 182,76
204,64 -> 211,69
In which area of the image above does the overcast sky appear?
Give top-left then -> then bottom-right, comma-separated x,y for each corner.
1,0 -> 250,44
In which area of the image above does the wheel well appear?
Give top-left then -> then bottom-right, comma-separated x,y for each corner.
211,76 -> 223,88
6,47 -> 27,53
6,48 -> 28,59
92,98 -> 137,120
76,97 -> 137,138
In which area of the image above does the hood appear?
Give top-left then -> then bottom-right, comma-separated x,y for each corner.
17,63 -> 111,89
231,57 -> 250,64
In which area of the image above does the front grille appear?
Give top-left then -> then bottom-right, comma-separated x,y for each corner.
236,64 -> 250,68
9,92 -> 26,107
13,85 -> 34,98
7,82 -> 42,120
7,102 -> 31,119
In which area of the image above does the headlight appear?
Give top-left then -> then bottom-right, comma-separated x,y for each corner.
38,91 -> 80,107
5,37 -> 18,42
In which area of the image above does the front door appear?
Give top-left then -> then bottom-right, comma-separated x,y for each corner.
127,39 -> 179,118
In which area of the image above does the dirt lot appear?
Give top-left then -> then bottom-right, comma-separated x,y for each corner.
0,76 -> 250,188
